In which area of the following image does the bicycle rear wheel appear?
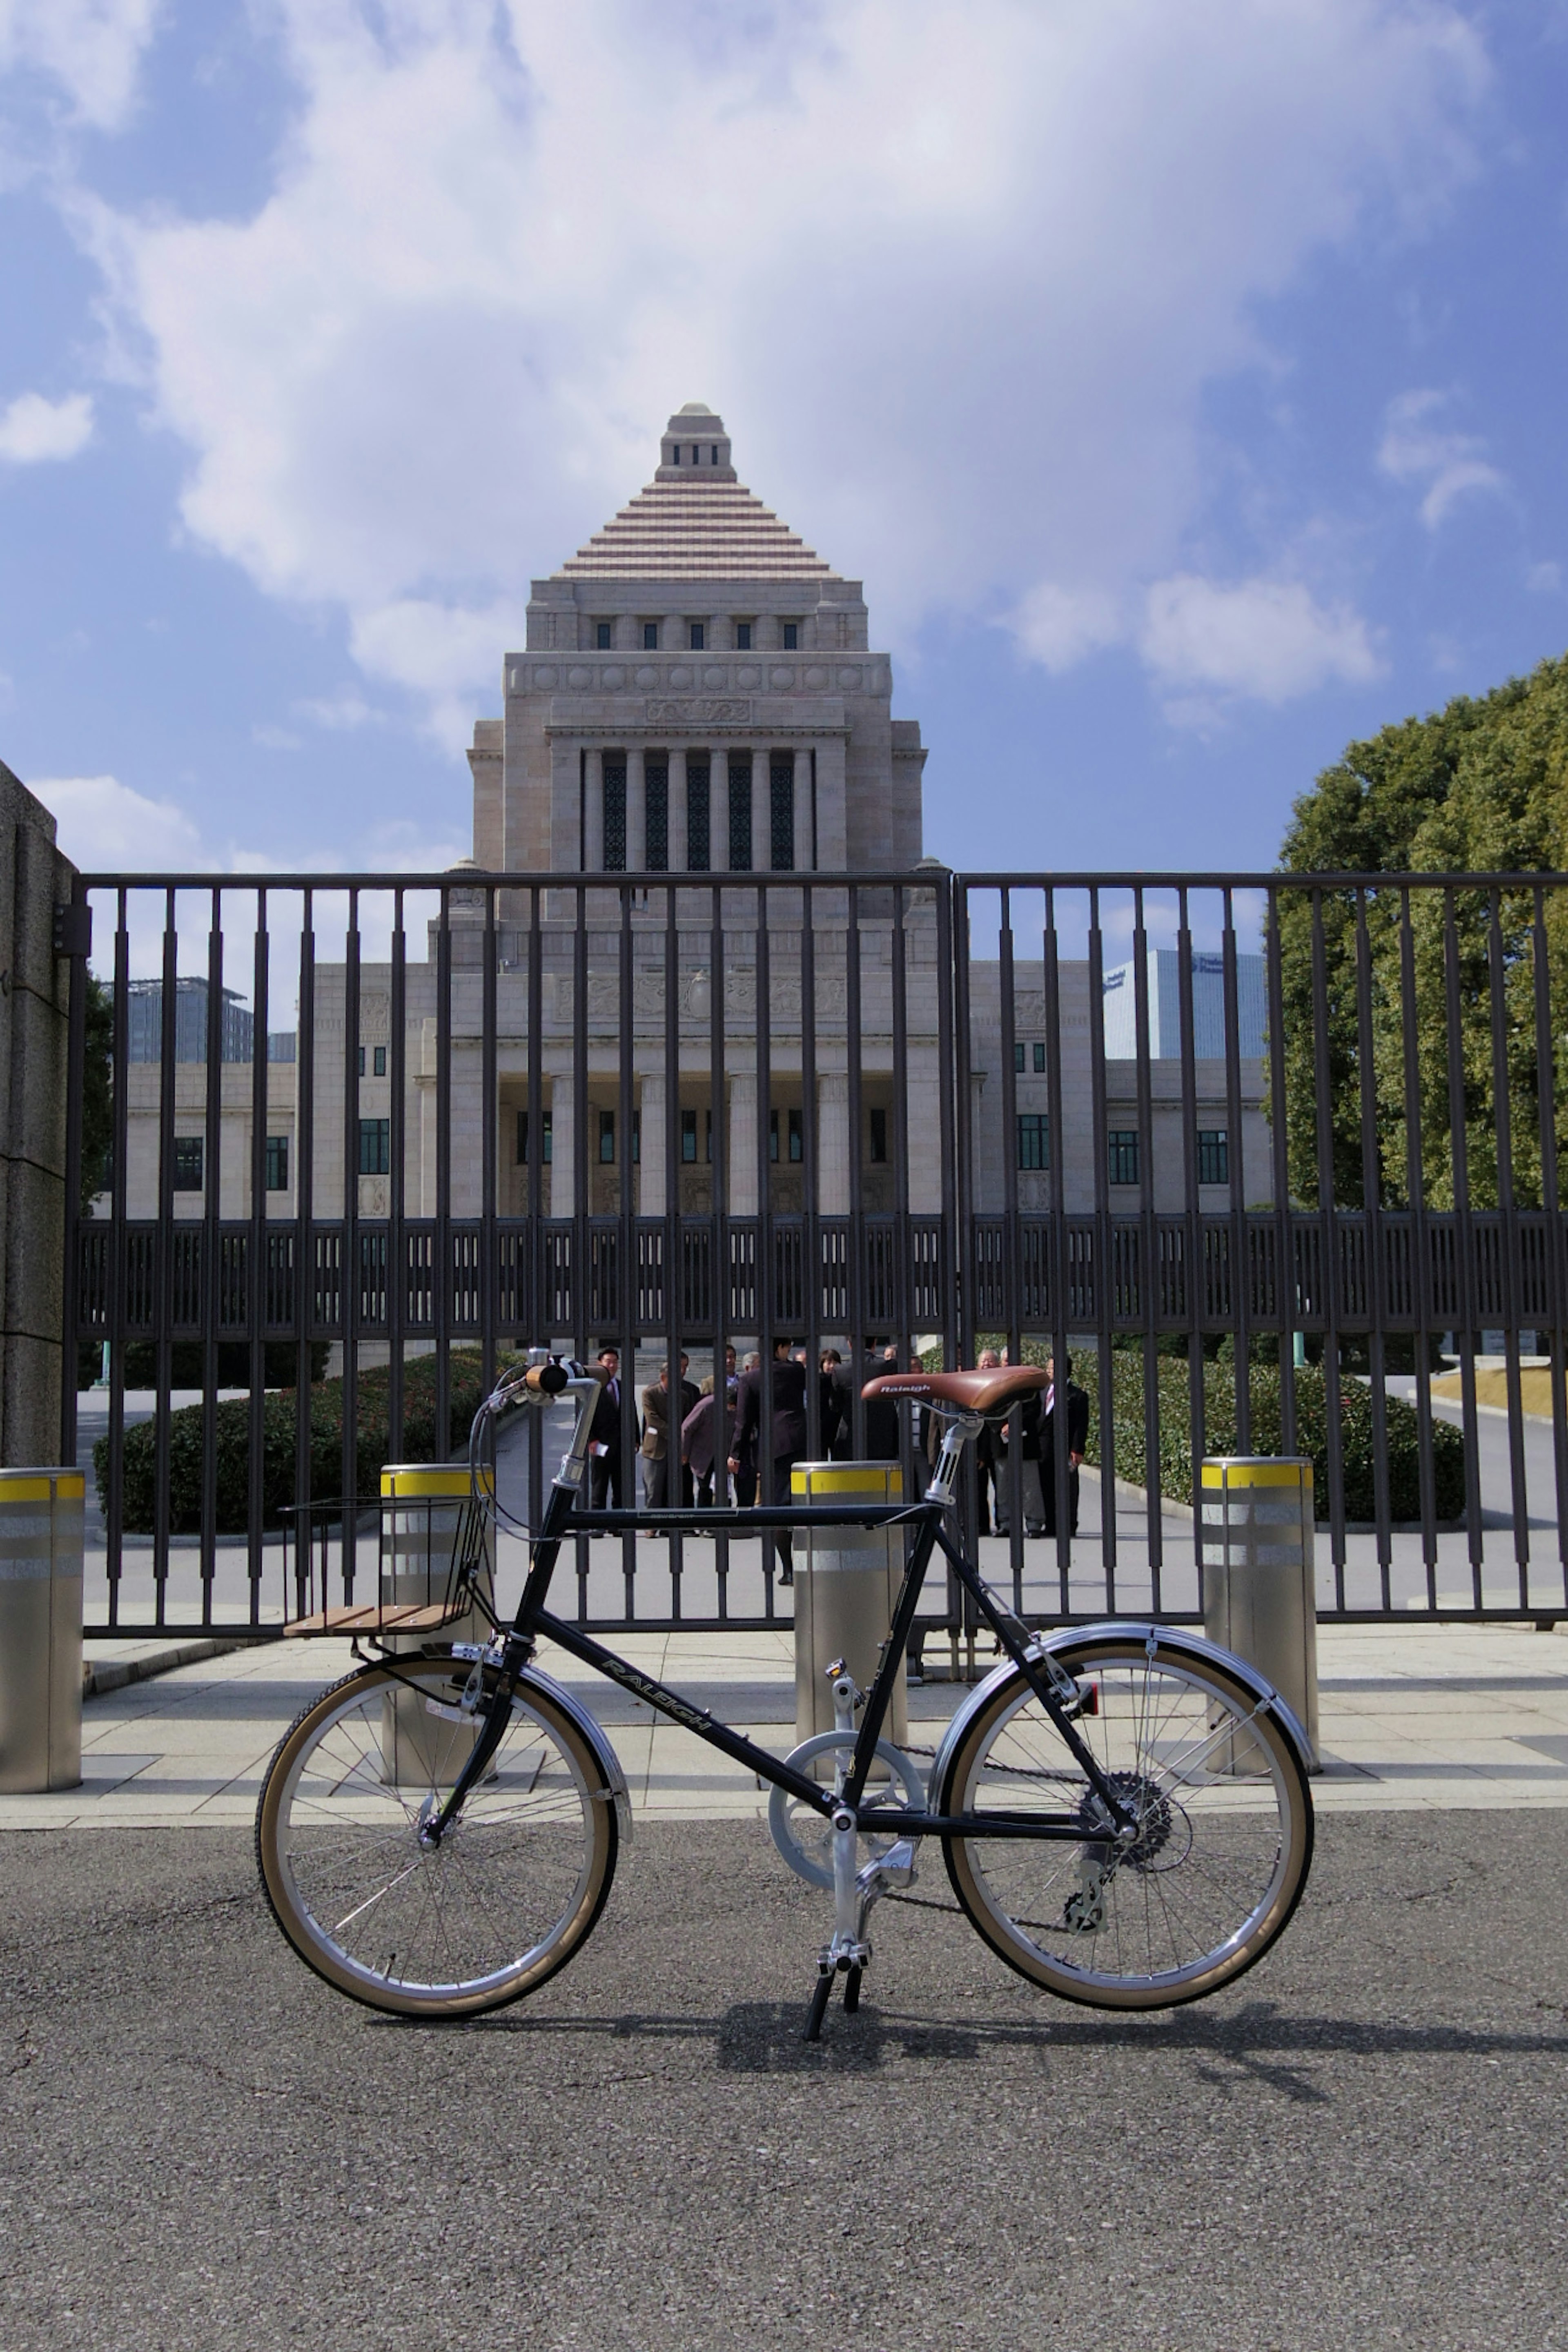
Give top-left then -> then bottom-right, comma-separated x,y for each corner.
256,1658 -> 618,2018
938,1633 -> 1312,2010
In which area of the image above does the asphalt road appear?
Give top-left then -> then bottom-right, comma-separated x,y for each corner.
3,1813 -> 1567,2351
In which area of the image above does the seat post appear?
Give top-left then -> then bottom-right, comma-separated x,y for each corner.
926,1413 -> 981,1507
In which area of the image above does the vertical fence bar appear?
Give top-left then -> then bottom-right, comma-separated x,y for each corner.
889,883 -> 915,1514
664,878 -> 684,1613
1041,886 -> 1070,1612
388,892 -> 407,1466
1443,886 -> 1484,1587
800,881 -> 820,1460
105,891 -> 131,1628
618,879 -> 637,1617
756,878 -> 777,1613
1221,888 -> 1250,1454
1086,887 -> 1116,1600
996,888 -> 1023,1597
247,895 -> 269,1620
59,878 -> 87,1489
1354,887 -> 1393,1606
1130,890 -> 1163,1609
709,880 -> 731,1603
1309,889 -> 1347,1601
846,882 -> 866,1461
341,891 -> 361,1587
1487,885 -> 1530,1601
153,890 -> 178,1626
200,888 -> 224,1619
936,869 -> 964,1642
526,884 -> 544,1534
1531,883 -> 1568,1595
1175,890 -> 1205,1593
1264,885 -> 1297,1458
1398,888 -> 1439,1599
435,886 -> 453,1479
481,880 -> 498,1401
294,891 -> 316,1594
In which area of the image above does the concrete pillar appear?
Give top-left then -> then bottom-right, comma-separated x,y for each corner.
814,735 -> 848,871
549,1074 -> 575,1218
639,1074 -> 666,1216
668,748 -> 689,875
729,1073 -> 759,1214
0,764 -> 74,1465
626,747 -> 646,875
583,748 -> 605,871
817,1072 -> 851,1215
905,1045 -> 944,1213
793,748 -> 813,873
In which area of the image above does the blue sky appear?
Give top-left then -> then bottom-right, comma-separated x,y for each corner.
2,0 -> 1566,895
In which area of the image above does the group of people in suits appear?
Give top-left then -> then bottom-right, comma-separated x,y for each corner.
582,1338 -> 1090,1564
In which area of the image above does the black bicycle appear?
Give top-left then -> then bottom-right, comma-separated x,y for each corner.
256,1357 -> 1314,2036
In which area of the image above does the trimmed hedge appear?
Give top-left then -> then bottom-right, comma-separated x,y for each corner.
968,1343 -> 1468,1521
98,1349 -> 516,1535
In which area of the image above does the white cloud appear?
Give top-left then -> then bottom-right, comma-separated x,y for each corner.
1526,560 -> 1562,595
0,0 -> 161,130
1378,387 -> 1506,528
71,0 -> 1486,731
1139,575 -> 1382,704
1009,583 -> 1123,674
36,772 -> 203,869
0,389 -> 94,462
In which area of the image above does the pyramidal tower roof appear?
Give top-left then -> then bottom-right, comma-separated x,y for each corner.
555,405 -> 835,582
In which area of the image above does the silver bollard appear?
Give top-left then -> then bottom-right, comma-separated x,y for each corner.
791,1462 -> 908,1763
379,1463 -> 495,1786
1200,1456 -> 1319,1773
0,1466 -> 85,1792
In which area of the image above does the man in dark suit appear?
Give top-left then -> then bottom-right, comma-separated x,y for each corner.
1039,1350 -> 1090,1538
729,1337 -> 808,1581
586,1346 -> 630,1522
828,1345 -> 902,1462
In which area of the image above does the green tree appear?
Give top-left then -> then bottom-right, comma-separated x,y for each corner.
1275,654 -> 1568,1211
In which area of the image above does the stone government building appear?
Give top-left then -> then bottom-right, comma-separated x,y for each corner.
111,405 -> 1266,1299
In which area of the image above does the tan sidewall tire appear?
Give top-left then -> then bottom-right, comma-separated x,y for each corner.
256,1663 -> 617,2018
940,1637 -> 1313,2011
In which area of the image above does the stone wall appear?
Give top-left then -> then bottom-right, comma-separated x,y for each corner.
0,762 -> 76,1465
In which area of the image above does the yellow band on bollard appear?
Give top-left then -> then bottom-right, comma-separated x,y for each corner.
0,1471 -> 85,1501
791,1466 -> 903,1498
1200,1461 -> 1313,1489
381,1464 -> 494,1499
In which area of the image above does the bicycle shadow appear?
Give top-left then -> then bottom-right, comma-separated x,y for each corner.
435,1995 -> 1568,2100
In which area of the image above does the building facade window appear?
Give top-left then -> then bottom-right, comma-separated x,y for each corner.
373,1045 -> 386,1077
769,753 -> 794,871
868,1107 -> 888,1163
727,753 -> 752,871
736,621 -> 752,650
1108,1129 -> 1140,1186
680,1107 -> 713,1163
1013,1042 -> 1025,1073
643,621 -> 658,650
172,1136 -> 203,1192
598,1109 -> 616,1165
595,621 -> 612,650
1016,1113 -> 1049,1171
357,1045 -> 365,1076
516,1108 -> 552,1164
1197,1129 -> 1229,1186
782,622 -> 798,650
359,1118 -> 390,1176
688,621 -> 705,651
265,1134 -> 289,1192
769,1107 -> 804,1163
644,757 -> 669,871
686,757 -> 710,871
602,757 -> 627,870
1033,1042 -> 1046,1073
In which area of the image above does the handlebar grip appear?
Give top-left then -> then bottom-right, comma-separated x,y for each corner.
523,1362 -> 570,1395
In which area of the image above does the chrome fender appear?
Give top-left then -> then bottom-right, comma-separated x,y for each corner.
927,1620 -> 1312,1805
514,1663 -> 633,1844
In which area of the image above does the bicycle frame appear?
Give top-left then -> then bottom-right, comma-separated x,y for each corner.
421,1381 -> 1138,1850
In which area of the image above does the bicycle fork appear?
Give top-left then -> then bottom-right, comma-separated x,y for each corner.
804,1667 -> 919,2042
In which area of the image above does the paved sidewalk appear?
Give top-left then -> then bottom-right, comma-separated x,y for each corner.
11,1617 -> 1568,1829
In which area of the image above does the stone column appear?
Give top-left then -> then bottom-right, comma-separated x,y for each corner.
904,1046 -> 944,1212
793,747 -> 813,873
638,1074 -> 666,1216
668,748 -> 689,875
0,764 -> 73,1464
728,1073 -> 759,1214
626,746 -> 646,875
549,1073 -> 575,1218
715,745 -> 739,873
817,1072 -> 851,1216
582,748 -> 605,871
814,734 -> 848,871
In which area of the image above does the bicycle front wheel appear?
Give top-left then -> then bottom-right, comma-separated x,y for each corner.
256,1658 -> 619,2018
938,1633 -> 1312,2010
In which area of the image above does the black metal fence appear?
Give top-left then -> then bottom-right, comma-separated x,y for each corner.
59,866 -> 1568,1636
